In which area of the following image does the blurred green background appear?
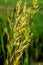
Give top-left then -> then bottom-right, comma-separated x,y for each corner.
0,0 -> 43,8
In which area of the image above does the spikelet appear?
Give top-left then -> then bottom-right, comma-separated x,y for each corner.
23,0 -> 27,14
33,0 -> 39,9
30,0 -> 39,18
32,0 -> 39,14
16,0 -> 22,17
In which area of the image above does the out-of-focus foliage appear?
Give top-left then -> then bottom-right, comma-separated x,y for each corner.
0,0 -> 39,65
